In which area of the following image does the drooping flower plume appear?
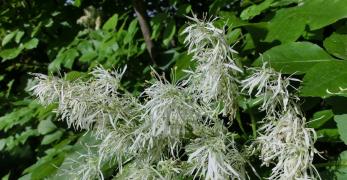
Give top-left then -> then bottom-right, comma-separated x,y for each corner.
242,63 -> 319,179
182,15 -> 242,119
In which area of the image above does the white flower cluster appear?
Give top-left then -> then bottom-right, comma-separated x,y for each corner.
182,15 -> 242,119
30,16 -> 319,180
30,67 -> 136,136
185,125 -> 245,180
241,63 -> 319,179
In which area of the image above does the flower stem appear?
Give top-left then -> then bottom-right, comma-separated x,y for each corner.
236,110 -> 246,135
249,110 -> 257,138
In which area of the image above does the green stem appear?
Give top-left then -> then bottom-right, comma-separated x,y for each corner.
236,110 -> 246,135
249,110 -> 257,138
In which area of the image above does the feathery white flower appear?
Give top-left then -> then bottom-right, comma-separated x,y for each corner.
130,76 -> 200,158
256,109 -> 319,179
241,63 -> 300,116
241,63 -> 319,179
185,125 -> 245,180
97,125 -> 134,172
30,67 -> 129,132
182,15 -> 242,119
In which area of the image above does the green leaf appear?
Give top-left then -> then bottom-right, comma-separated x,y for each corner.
174,52 -> 193,80
41,130 -> 63,145
264,7 -> 306,43
308,109 -> 334,129
324,33 -> 347,60
226,28 -> 241,44
218,11 -> 249,28
240,0 -> 274,20
271,0 -> 302,7
31,155 -> 65,180
15,31 -> 25,43
102,13 -> 119,31
1,172 -> 9,180
316,128 -> 340,142
79,51 -> 97,62
335,114 -> 347,144
334,151 -> 347,179
124,19 -> 138,44
74,0 -> 83,7
177,4 -> 191,16
163,20 -> 176,46
0,47 -> 23,61
23,38 -> 39,50
63,48 -> 79,69
300,61 -> 347,97
38,119 -> 57,135
64,71 -> 87,81
2,31 -> 17,46
253,42 -> 337,74
264,0 -> 347,43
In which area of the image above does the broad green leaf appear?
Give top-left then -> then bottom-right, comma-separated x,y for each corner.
23,38 -> 39,50
2,31 -> 17,46
79,51 -> 97,62
253,42 -> 337,74
41,130 -> 63,145
0,47 -> 23,61
163,20 -> 176,46
265,0 -> 347,43
240,0 -> 274,20
308,109 -> 334,129
102,14 -> 119,31
335,114 -> 347,144
300,61 -> 347,97
323,33 -> 347,60
38,119 -> 57,135
63,48 -> 79,69
264,7 -> 306,43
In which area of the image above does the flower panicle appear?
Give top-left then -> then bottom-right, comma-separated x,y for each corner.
182,15 -> 242,120
185,126 -> 246,180
29,67 -> 131,132
241,62 -> 300,116
241,63 -> 319,179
